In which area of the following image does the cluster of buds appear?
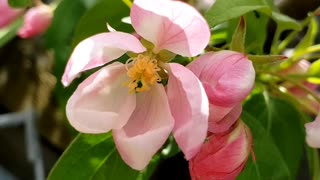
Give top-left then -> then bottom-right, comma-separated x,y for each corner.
0,0 -> 53,38
187,50 -> 255,179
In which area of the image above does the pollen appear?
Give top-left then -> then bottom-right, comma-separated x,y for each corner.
126,54 -> 161,93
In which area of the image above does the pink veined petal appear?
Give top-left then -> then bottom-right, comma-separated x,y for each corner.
66,62 -> 136,134
305,114 -> 320,148
208,104 -> 242,133
62,32 -> 146,87
131,0 -> 210,57
113,84 -> 174,170
188,51 -> 255,107
166,63 -> 209,160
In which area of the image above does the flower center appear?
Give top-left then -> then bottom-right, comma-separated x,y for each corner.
126,54 -> 161,93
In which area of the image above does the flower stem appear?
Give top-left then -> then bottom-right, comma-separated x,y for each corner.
257,70 -> 320,104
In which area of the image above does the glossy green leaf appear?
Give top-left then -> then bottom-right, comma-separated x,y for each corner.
8,0 -> 31,8
71,0 -> 133,47
205,0 -> 300,31
0,18 -> 22,48
230,17 -> 246,53
237,112 -> 291,179
239,93 -> 305,179
48,133 -> 140,180
205,0 -> 268,27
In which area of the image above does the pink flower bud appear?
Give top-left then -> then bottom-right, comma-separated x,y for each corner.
305,114 -> 320,148
18,5 -> 53,38
0,0 -> 23,28
188,51 -> 255,133
189,120 -> 252,180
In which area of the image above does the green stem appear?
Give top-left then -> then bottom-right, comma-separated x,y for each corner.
277,15 -> 312,54
312,149 -> 319,180
271,27 -> 282,54
257,70 -> 320,104
292,44 -> 320,60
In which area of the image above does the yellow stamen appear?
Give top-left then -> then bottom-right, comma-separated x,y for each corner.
125,54 -> 161,93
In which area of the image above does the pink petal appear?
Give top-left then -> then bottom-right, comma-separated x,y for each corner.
62,32 -> 146,87
18,5 -> 53,38
66,62 -> 136,134
113,84 -> 174,170
188,51 -> 255,107
305,114 -> 320,148
189,121 -> 252,180
131,0 -> 210,56
166,63 -> 209,159
208,104 -> 242,133
0,0 -> 23,28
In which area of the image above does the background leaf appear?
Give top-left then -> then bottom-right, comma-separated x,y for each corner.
71,0 -> 132,47
237,112 -> 291,179
238,93 -> 306,179
8,0 -> 31,8
48,133 -> 140,180
205,0 -> 300,31
205,0 -> 268,27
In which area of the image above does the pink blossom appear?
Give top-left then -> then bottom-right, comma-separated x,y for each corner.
62,0 -> 210,170
0,0 -> 23,28
305,114 -> 320,148
18,5 -> 53,38
188,51 -> 255,133
189,120 -> 252,180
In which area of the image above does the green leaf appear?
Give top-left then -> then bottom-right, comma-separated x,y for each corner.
244,11 -> 268,54
230,17 -> 246,53
205,0 -> 300,31
8,0 -> 31,8
237,112 -> 291,179
239,93 -> 305,178
48,133 -> 140,180
205,0 -> 268,27
0,18 -> 22,48
248,54 -> 287,65
271,12 -> 301,31
71,0 -> 133,47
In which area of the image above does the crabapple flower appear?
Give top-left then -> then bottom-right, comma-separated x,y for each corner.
0,0 -> 23,28
18,5 -> 53,38
189,120 -> 252,180
188,51 -> 255,133
305,114 -> 320,148
62,0 -> 210,170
